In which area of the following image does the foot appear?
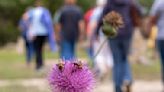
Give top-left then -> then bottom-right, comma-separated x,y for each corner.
121,80 -> 131,92
36,66 -> 46,73
26,62 -> 31,68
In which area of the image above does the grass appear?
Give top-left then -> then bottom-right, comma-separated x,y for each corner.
0,48 -> 89,79
0,47 -> 162,80
0,85 -> 50,92
0,49 -> 55,79
132,62 -> 161,80
0,48 -> 162,92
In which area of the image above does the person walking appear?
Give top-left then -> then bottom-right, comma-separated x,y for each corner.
84,8 -> 94,62
28,0 -> 55,71
19,7 -> 34,67
148,0 -> 164,90
88,0 -> 113,81
54,0 -> 84,60
96,0 -> 141,92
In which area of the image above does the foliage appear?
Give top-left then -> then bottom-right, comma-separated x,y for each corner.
0,0 -> 153,46
139,0 -> 154,8
0,0 -> 95,46
0,0 -> 33,46
0,24 -> 19,46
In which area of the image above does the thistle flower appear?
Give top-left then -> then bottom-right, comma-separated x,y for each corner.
102,11 -> 124,37
48,60 -> 95,92
103,11 -> 124,29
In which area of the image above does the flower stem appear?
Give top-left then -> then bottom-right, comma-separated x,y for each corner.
93,37 -> 108,59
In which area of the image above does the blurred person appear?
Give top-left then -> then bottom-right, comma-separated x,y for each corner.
129,3 -> 152,65
88,0 -> 113,80
84,8 -> 94,39
18,7 -> 34,67
129,17 -> 150,65
147,26 -> 158,60
28,0 -> 55,71
147,26 -> 158,50
96,0 -> 142,92
148,0 -> 164,90
54,0 -> 84,60
129,28 -> 150,65
84,8 -> 95,62
53,10 -> 61,51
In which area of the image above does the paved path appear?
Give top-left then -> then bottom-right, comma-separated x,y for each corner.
94,80 -> 163,92
0,79 -> 163,92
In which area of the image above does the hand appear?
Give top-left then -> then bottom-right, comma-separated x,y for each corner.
139,27 -> 150,39
139,19 -> 151,39
94,35 -> 100,42
144,23 -> 151,39
55,35 -> 61,43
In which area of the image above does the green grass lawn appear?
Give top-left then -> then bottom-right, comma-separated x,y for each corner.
0,85 -> 50,92
132,62 -> 161,80
0,48 -> 162,92
0,49 -> 54,79
0,48 -> 161,80
0,48 -> 89,79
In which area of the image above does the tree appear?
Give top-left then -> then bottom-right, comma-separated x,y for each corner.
0,0 -> 95,46
0,0 -> 153,46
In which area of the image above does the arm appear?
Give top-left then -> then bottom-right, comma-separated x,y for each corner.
147,16 -> 158,38
146,0 -> 160,38
18,19 -> 23,32
95,1 -> 111,37
87,21 -> 97,40
78,9 -> 85,42
88,8 -> 100,40
79,19 -> 85,42
18,13 -> 29,32
54,23 -> 61,42
53,10 -> 62,42
42,9 -> 56,52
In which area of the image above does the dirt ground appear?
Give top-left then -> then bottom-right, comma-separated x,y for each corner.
0,79 -> 162,92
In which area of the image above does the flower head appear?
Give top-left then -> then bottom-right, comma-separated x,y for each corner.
102,11 -> 124,38
48,60 -> 95,92
103,11 -> 124,29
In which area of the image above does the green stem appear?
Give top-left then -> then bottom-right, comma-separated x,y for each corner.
93,37 -> 109,59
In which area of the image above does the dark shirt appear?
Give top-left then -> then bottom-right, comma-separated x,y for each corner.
59,5 -> 83,42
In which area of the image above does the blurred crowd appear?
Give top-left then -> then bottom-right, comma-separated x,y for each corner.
18,0 -> 164,92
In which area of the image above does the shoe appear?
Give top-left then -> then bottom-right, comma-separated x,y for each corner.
121,80 -> 131,92
36,66 -> 46,74
26,62 -> 31,68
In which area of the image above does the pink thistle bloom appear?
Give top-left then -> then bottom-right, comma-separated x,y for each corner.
48,60 -> 95,92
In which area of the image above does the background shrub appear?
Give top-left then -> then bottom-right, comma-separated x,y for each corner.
0,0 -> 154,46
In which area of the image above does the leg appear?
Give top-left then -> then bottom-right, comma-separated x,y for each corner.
27,41 -> 34,62
122,39 -> 132,83
22,35 -> 29,64
121,39 -> 132,92
60,40 -> 75,60
25,41 -> 31,63
25,41 -> 34,67
28,41 -> 34,61
71,41 -> 76,58
109,39 -> 123,92
157,40 -> 164,83
109,39 -> 132,92
34,36 -> 46,70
